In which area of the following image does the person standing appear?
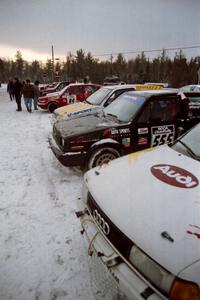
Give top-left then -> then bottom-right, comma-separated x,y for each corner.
21,79 -> 35,113
33,80 -> 40,110
7,78 -> 14,101
13,77 -> 23,111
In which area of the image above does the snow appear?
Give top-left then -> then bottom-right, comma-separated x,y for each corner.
0,85 -> 106,300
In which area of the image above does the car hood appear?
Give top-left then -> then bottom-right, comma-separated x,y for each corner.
46,91 -> 60,97
54,115 -> 116,138
85,145 -> 200,277
54,102 -> 98,117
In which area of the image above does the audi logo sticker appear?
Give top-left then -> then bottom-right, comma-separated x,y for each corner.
93,209 -> 110,235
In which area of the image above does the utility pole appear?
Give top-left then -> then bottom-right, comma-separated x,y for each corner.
51,45 -> 54,81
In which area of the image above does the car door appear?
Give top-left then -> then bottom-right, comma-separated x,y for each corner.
130,96 -> 181,152
66,85 -> 84,103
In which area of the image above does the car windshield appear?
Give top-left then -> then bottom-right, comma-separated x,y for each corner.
171,124 -> 200,161
103,93 -> 146,123
86,87 -> 111,105
187,95 -> 200,104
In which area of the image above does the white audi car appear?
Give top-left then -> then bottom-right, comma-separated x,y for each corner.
77,123 -> 200,300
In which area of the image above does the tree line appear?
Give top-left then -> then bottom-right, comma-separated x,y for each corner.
0,49 -> 199,87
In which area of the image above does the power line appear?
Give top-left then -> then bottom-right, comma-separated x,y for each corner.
93,45 -> 200,57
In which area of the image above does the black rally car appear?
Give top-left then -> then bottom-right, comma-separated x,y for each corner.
49,89 -> 199,169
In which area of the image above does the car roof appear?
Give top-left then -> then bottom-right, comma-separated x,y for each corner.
68,83 -> 100,87
100,84 -> 166,92
123,89 -> 179,98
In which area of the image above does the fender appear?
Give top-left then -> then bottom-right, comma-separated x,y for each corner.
87,138 -> 122,157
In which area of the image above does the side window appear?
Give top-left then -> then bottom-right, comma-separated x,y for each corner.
104,89 -> 128,107
84,86 -> 94,97
68,86 -> 82,95
151,99 -> 179,121
137,103 -> 151,123
137,98 -> 179,123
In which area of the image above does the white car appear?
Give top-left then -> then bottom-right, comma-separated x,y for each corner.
180,85 -> 200,92
77,124 -> 200,300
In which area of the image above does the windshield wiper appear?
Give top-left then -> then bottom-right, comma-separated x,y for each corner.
105,113 -> 119,121
178,140 -> 200,160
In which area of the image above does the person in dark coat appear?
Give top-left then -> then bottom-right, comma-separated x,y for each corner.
7,78 -> 14,101
33,80 -> 40,110
13,77 -> 23,111
21,79 -> 35,113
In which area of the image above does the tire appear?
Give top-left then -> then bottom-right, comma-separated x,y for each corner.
88,147 -> 120,169
48,103 -> 58,113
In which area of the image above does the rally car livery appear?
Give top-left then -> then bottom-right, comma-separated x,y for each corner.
53,84 -> 162,122
49,90 -> 199,169
38,83 -> 100,113
77,123 -> 200,300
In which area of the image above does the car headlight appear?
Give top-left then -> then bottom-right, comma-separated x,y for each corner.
129,245 -> 174,295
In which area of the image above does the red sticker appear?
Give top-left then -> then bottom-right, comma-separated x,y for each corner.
151,164 -> 199,188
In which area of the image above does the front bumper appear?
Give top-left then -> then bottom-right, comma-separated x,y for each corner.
48,135 -> 87,167
76,198 -> 165,300
38,102 -> 48,110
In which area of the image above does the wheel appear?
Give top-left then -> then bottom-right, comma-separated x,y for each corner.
88,147 -> 120,169
48,103 -> 58,113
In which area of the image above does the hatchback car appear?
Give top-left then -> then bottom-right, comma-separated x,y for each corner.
78,123 -> 200,300
38,83 -> 100,112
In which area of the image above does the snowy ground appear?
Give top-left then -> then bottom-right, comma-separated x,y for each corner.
0,86 -> 108,300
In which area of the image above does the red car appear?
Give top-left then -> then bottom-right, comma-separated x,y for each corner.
38,83 -> 101,112
40,81 -> 70,96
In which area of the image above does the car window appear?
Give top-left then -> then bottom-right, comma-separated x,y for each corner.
104,93 -> 146,123
171,124 -> 200,160
86,87 -> 111,105
138,98 -> 180,123
68,86 -> 82,94
57,83 -> 66,91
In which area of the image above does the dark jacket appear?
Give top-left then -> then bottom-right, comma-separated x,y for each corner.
7,81 -> 14,93
21,83 -> 35,98
13,80 -> 22,97
33,85 -> 40,98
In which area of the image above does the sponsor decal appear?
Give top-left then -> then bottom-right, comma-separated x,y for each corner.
138,127 -> 148,135
119,128 -> 130,135
67,108 -> 93,118
138,137 -> 148,145
67,94 -> 77,104
111,129 -> 119,135
151,125 -> 175,147
122,137 -> 130,148
93,209 -> 110,235
151,164 -> 199,188
187,226 -> 200,239
135,85 -> 162,91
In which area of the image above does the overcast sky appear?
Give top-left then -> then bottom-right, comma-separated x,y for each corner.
0,0 -> 200,61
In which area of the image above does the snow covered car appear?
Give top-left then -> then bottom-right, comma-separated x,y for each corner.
38,83 -> 100,113
49,89 -> 199,169
77,123 -> 200,300
180,84 -> 200,92
52,84 -> 160,122
181,92 -> 200,118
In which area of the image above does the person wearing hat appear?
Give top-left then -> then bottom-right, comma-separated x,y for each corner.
33,80 -> 40,110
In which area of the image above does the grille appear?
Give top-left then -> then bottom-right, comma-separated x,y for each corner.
87,193 -> 133,260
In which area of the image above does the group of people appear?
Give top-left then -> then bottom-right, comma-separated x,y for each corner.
7,78 -> 40,113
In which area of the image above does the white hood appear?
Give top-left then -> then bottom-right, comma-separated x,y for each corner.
46,91 -> 60,97
85,145 -> 200,277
